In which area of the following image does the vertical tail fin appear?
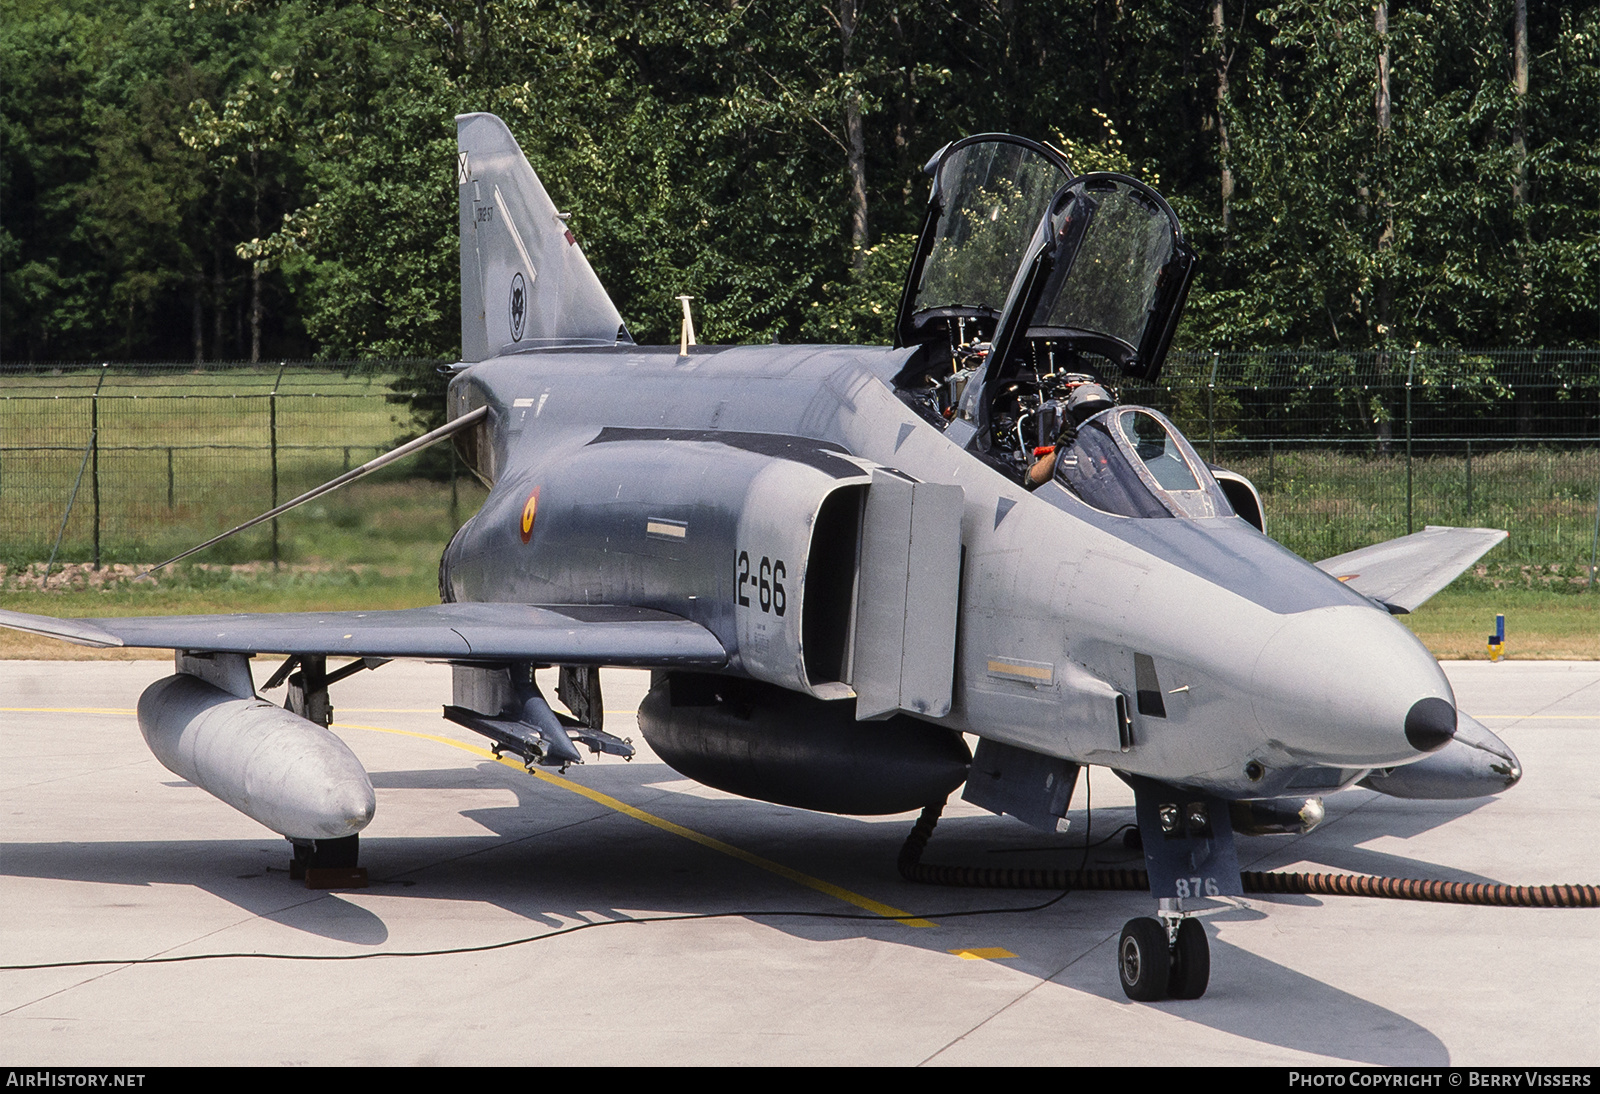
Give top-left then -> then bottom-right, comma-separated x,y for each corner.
457,113 -> 630,361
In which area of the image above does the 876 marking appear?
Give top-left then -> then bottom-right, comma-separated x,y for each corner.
1173,877 -> 1220,898
736,551 -> 786,616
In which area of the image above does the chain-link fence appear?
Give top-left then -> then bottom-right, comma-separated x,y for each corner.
1132,348 -> 1600,571
0,361 -> 445,569
3,351 -> 1598,575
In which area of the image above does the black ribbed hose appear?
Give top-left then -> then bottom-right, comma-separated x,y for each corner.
898,803 -> 1600,909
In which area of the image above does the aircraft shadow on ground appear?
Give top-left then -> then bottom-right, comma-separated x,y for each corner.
0,838 -> 393,946
1,757 -> 1473,1061
1119,937 -> 1449,1065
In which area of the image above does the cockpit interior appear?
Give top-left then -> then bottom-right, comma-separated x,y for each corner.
890,134 -> 1235,521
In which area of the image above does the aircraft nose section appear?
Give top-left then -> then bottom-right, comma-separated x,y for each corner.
1251,606 -> 1456,766
1405,696 -> 1457,752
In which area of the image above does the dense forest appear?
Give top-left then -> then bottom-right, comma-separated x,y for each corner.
2,0 -> 1596,363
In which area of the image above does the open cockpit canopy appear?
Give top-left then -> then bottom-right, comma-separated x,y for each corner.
898,136 -> 1194,388
995,174 -> 1193,382
896,135 -> 1073,348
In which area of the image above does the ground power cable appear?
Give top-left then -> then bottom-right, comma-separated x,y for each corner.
0,894 -> 1076,971
897,802 -> 1600,908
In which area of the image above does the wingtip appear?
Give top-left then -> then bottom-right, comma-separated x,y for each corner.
0,609 -> 124,648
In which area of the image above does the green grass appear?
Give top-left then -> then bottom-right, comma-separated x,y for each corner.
0,474 -> 484,658
1402,582 -> 1599,659
1,368 -> 424,566
1222,447 -> 1600,567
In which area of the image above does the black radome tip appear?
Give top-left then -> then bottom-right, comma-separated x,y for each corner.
1405,697 -> 1457,752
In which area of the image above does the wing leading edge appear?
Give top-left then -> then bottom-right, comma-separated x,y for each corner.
0,603 -> 727,666
1315,526 -> 1508,614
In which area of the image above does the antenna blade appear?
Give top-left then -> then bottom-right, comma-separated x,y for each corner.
140,406 -> 488,577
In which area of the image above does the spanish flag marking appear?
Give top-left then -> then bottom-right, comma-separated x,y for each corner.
520,487 -> 540,544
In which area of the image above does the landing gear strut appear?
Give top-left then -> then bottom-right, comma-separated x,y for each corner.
289,834 -> 367,889
1118,897 -> 1210,1001
1118,777 -> 1235,1002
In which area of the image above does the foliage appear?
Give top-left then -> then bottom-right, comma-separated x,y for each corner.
798,233 -> 916,344
3,0 -> 1596,376
1181,0 -> 1600,352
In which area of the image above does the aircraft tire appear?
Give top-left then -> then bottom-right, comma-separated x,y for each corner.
1118,917 -> 1170,1001
1166,917 -> 1210,999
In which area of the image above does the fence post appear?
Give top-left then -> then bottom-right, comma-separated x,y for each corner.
1465,439 -> 1472,517
1208,350 -> 1219,463
1405,348 -> 1415,536
167,447 -> 174,509
1268,439 -> 1274,493
270,361 -> 285,570
91,365 -> 103,569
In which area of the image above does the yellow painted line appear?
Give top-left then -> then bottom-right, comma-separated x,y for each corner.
949,947 -> 1017,961
335,721 -> 936,928
337,708 -> 642,716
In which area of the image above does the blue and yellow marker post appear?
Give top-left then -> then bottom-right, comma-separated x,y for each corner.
1487,613 -> 1506,661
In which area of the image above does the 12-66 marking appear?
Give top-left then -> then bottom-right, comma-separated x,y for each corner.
736,551 -> 786,616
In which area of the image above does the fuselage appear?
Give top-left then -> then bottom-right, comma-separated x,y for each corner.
441,343 -> 1455,799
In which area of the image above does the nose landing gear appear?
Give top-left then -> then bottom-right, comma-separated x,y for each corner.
1117,916 -> 1170,1001
1118,898 -> 1211,1001
1115,777 -> 1236,1001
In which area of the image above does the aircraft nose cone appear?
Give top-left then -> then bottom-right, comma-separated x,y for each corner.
1251,605 -> 1456,766
1405,696 -> 1457,752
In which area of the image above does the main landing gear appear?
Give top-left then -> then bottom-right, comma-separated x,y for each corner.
1118,898 -> 1210,1001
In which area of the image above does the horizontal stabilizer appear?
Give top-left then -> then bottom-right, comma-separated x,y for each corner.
1315,526 -> 1508,614
0,603 -> 726,666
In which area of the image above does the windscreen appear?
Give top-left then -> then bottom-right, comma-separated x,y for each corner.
1053,415 -> 1172,519
1127,410 -> 1199,492
910,140 -> 1071,323
1055,408 -> 1231,519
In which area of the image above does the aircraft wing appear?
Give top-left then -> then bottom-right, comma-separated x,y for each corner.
0,603 -> 727,666
1314,526 -> 1508,614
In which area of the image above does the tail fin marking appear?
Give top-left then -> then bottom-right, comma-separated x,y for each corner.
456,113 -> 630,361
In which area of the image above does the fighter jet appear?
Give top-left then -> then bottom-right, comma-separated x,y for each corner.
0,116 -> 1519,1001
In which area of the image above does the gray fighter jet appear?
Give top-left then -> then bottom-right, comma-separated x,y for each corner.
0,116 -> 1519,1001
